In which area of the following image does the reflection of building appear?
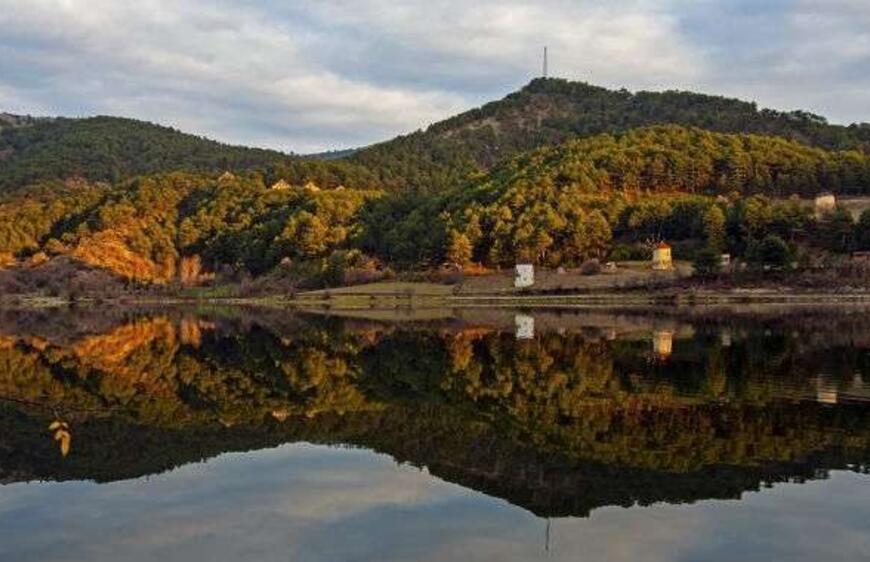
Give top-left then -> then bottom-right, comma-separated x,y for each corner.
271,409 -> 290,422
816,375 -> 838,405
651,243 -> 673,271
515,314 -> 535,340
515,264 -> 535,288
652,330 -> 674,358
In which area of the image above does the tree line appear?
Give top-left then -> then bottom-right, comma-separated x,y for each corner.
3,125 -> 870,283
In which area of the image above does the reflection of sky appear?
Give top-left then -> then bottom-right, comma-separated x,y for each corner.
0,443 -> 868,562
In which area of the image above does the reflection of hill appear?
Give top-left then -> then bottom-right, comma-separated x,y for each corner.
1,309 -> 870,517
1,402 -> 867,518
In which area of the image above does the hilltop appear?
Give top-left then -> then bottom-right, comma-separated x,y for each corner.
0,116 -> 290,192
0,112 -> 51,131
350,78 -> 870,192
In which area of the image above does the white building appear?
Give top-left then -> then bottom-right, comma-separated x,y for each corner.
514,264 -> 535,288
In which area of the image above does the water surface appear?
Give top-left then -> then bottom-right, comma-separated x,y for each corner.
0,306 -> 868,561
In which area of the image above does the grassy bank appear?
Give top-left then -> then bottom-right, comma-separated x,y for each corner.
4,259 -> 870,311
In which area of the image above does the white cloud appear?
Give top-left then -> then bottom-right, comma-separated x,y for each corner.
0,0 -> 702,152
0,0 -> 867,152
672,0 -> 870,124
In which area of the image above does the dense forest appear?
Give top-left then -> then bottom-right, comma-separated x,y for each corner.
0,115 -> 385,194
3,128 -> 870,284
0,116 -> 292,191
0,172 -> 381,283
2,78 -> 870,288
362,126 -> 870,267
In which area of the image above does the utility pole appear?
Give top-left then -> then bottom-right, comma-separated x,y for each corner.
543,46 -> 548,78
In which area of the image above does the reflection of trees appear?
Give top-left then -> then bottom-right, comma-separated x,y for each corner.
48,419 -> 71,457
0,319 -> 381,428
0,314 -> 868,511
377,331 -> 870,472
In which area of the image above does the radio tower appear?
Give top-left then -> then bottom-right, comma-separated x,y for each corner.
543,46 -> 548,78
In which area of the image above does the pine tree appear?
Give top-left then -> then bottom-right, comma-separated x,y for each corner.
446,230 -> 473,266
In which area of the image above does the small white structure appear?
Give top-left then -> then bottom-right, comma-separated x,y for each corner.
651,243 -> 673,271
514,264 -> 535,288
515,314 -> 535,340
814,193 -> 836,217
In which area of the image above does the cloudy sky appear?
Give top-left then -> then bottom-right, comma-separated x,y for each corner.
1,0 -> 869,153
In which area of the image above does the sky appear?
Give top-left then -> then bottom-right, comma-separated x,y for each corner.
0,0 -> 869,153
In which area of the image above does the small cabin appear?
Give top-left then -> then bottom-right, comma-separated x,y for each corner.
514,264 -> 535,288
651,242 -> 673,271
814,193 -> 836,217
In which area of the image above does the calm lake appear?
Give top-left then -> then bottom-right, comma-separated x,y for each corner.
0,306 -> 869,561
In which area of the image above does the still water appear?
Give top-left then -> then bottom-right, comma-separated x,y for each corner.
0,306 -> 868,561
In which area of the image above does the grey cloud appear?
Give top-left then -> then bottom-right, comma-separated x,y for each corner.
0,1 -> 867,152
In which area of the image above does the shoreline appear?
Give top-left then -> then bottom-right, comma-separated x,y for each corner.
7,286 -> 870,311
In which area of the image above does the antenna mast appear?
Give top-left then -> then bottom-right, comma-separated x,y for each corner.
543,46 -> 548,78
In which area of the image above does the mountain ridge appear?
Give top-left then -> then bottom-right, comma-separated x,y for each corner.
4,78 -> 870,195
0,115 -> 291,191
348,78 -> 870,192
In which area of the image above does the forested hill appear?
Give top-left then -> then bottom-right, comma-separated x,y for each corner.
5,79 -> 870,196
361,125 -> 870,267
350,78 -> 870,192
0,116 -> 289,191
